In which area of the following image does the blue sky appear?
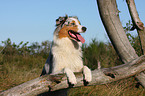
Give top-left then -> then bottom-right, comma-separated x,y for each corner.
0,0 -> 145,45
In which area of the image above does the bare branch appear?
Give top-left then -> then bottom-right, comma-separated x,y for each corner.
97,0 -> 138,63
97,0 -> 145,88
126,0 -> 145,55
97,61 -> 101,69
126,0 -> 144,30
126,0 -> 145,86
1,55 -> 145,96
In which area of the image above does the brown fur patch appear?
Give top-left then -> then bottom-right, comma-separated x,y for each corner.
58,25 -> 78,39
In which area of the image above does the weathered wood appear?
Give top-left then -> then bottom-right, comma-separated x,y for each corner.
97,0 -> 138,63
126,0 -> 145,87
126,0 -> 145,55
138,28 -> 145,55
135,71 -> 145,87
126,0 -> 144,30
97,0 -> 145,88
1,55 -> 145,96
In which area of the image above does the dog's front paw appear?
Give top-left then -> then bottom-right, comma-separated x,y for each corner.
83,79 -> 89,86
83,66 -> 92,86
64,68 -> 77,87
68,81 -> 75,88
67,74 -> 77,88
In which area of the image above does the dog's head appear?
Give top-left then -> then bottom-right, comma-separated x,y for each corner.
55,15 -> 87,44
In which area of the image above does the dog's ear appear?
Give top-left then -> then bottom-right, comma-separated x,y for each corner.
56,15 -> 68,26
56,16 -> 63,26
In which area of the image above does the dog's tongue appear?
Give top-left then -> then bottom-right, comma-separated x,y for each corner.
76,34 -> 85,44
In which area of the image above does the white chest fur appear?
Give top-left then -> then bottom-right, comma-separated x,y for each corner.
51,38 -> 83,74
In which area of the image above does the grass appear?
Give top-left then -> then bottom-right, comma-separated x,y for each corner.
68,78 -> 145,96
0,54 -> 45,91
0,39 -> 144,95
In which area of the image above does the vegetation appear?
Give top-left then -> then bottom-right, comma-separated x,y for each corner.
0,21 -> 144,95
0,39 -> 50,91
68,77 -> 144,96
83,40 -> 122,70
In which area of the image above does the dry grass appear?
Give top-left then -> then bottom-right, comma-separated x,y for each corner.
1,53 -> 144,96
0,54 -> 45,91
68,78 -> 145,96
0,39 -> 144,95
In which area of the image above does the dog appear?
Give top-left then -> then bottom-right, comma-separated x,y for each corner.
40,15 -> 92,87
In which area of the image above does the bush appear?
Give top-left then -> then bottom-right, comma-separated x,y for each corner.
83,39 -> 122,70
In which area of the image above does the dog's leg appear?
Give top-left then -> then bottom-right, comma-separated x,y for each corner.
83,66 -> 92,86
64,68 -> 77,87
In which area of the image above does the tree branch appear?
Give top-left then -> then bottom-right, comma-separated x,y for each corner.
97,0 -> 145,88
97,0 -> 138,63
1,55 -> 145,96
126,0 -> 145,87
126,0 -> 145,55
126,0 -> 144,30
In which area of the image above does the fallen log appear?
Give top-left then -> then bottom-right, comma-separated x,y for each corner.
1,55 -> 145,96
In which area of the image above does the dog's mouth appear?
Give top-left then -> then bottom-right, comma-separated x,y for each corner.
68,30 -> 85,44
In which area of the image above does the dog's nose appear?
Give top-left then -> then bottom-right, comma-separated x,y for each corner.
82,27 -> 87,32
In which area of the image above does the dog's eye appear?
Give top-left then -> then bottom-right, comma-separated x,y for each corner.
71,23 -> 75,25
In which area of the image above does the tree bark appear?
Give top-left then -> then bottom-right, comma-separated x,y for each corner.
1,55 -> 145,96
126,0 -> 145,87
126,0 -> 145,55
137,28 -> 145,55
97,0 -> 145,88
97,0 -> 138,63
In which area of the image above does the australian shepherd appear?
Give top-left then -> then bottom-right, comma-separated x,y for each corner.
41,15 -> 92,87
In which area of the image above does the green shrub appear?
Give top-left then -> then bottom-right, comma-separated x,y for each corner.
83,39 -> 122,70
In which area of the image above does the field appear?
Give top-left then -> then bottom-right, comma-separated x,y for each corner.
0,36 -> 145,95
